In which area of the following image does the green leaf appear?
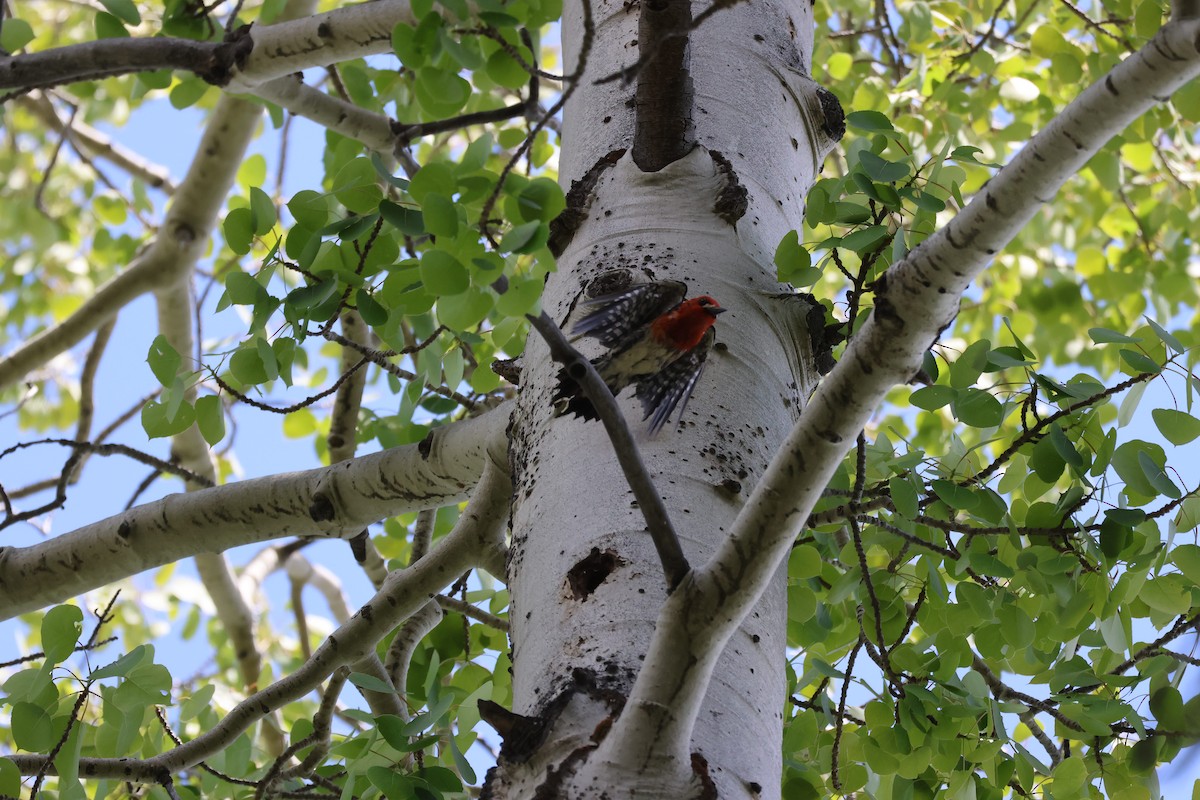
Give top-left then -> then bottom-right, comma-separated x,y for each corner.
889,476 -> 919,520
1172,543 -> 1200,584
180,684 -> 217,721
910,384 -> 955,410
1049,424 -> 1084,467
949,146 -> 1001,168
951,388 -> 1003,428
146,335 -> 182,386
931,479 -> 978,511
500,220 -> 547,254
0,18 -> 35,52
859,151 -> 909,182
485,44 -> 533,89
225,271 -> 267,306
516,178 -> 567,222
1110,440 -> 1171,503
774,230 -> 819,285
422,192 -> 459,238
494,277 -> 542,317
1052,757 -> 1087,794
91,645 -> 148,680
1144,317 -> 1184,353
376,714 -> 408,750
349,672 -> 397,694
0,757 -> 22,798
229,347 -> 268,385
846,110 -> 895,133
112,662 -> 172,710
99,0 -> 140,24
450,734 -> 477,784
142,398 -> 196,439
11,701 -> 58,751
1140,576 -> 1190,616
1151,408 -> 1200,445
223,207 -> 255,254
950,339 -> 990,389
288,190 -> 330,228
1030,435 -> 1066,483
1099,517 -> 1130,560
249,187 -> 277,235
420,250 -> 470,295
1137,450 -> 1180,499
356,288 -> 388,326
368,766 -> 420,800
287,279 -> 338,311
195,395 -> 225,446
1150,686 -> 1185,729
332,158 -> 384,214
437,287 -> 493,331
838,225 -> 890,253
41,604 -> 84,664
414,68 -> 472,116
94,11 -> 130,38
379,200 -> 425,234
408,162 -> 456,202
169,77 -> 208,109
1119,348 -> 1161,373
1088,327 -> 1140,344
789,544 -> 822,580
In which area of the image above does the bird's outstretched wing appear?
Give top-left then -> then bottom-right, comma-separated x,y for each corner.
634,328 -> 715,434
571,281 -> 688,348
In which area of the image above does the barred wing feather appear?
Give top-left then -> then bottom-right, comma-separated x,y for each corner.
571,281 -> 688,348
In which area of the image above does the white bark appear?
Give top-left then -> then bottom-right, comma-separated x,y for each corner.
0,405 -> 509,619
503,0 -> 829,796
226,0 -> 417,91
596,9 -> 1200,793
253,76 -> 396,152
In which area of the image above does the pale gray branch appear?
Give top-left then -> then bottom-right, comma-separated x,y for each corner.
7,459 -> 510,781
598,15 -> 1200,767
0,405 -> 510,620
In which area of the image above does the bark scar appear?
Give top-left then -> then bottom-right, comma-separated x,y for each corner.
548,149 -> 626,256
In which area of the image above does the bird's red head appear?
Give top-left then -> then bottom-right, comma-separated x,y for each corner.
650,295 -> 726,350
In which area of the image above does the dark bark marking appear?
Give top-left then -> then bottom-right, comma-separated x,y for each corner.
308,493 -> 336,522
418,429 -> 435,459
547,149 -> 626,256
566,547 -> 625,600
691,752 -> 718,799
709,150 -> 748,224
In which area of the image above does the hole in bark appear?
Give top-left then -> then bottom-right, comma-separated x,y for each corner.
567,547 -> 624,600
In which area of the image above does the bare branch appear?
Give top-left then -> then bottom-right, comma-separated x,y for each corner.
0,405 -> 510,620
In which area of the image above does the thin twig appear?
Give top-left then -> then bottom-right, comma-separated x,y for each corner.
525,309 -> 689,589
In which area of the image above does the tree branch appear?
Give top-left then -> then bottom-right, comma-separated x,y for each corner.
253,75 -> 395,153
0,93 -> 263,391
7,458 -> 510,782
525,310 -> 690,590
17,92 -> 177,192
0,405 -> 510,620
596,14 -> 1200,771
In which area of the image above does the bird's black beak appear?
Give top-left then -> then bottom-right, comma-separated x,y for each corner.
709,306 -> 727,317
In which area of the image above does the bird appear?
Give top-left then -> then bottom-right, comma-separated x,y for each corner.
552,280 -> 726,434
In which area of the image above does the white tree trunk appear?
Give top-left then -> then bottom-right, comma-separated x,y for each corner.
500,0 -> 836,795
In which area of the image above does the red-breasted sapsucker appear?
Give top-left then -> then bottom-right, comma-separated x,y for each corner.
553,280 -> 725,433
